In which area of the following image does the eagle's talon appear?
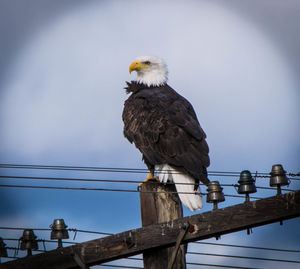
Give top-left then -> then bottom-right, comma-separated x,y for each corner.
138,172 -> 159,188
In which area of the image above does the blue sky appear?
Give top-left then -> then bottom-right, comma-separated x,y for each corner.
0,0 -> 299,268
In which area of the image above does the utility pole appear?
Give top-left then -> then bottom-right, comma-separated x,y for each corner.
140,180 -> 186,269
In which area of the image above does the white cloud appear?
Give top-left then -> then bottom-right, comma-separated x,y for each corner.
0,0 -> 298,171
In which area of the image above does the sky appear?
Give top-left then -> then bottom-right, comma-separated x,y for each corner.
0,0 -> 299,268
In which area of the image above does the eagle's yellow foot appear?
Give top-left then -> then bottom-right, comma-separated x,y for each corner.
138,172 -> 159,187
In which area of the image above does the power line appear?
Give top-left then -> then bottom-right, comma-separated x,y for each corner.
0,163 -> 242,175
2,238 -> 300,267
0,184 -> 139,193
0,227 -> 50,231
98,265 -> 143,269
1,164 -> 298,183
1,238 -> 78,245
0,184 -> 265,198
5,247 -> 298,265
98,263 -> 258,269
186,262 -> 260,269
0,175 -> 295,192
0,175 -> 208,185
192,241 -> 300,253
0,227 -> 112,237
0,163 -> 245,175
1,232 -> 300,255
0,163 -> 293,176
3,236 -> 299,255
187,251 -> 300,264
68,228 -> 112,235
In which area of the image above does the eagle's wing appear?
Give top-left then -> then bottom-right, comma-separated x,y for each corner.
123,85 -> 209,185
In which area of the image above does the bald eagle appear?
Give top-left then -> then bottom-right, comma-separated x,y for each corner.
122,56 -> 210,211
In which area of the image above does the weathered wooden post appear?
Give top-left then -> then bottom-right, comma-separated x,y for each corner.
140,180 -> 186,269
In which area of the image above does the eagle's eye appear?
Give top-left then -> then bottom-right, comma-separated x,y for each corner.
144,61 -> 151,65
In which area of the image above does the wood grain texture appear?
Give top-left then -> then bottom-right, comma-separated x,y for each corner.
140,181 -> 186,269
3,190 -> 300,269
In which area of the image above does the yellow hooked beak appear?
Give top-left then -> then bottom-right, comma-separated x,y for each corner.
129,60 -> 149,73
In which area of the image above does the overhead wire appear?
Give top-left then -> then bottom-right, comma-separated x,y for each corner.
0,172 -> 296,197
0,175 -> 296,192
98,262 -> 258,269
0,227 -> 113,236
0,172 -> 296,201
1,237 -> 78,245
0,227 -> 50,231
0,164 -> 299,187
1,231 -> 300,254
0,183 -> 266,199
192,241 -> 300,253
2,237 -> 300,269
100,253 -> 300,268
0,163 -> 246,175
4,243 -> 299,265
0,184 -> 140,193
3,236 -> 299,254
98,265 -> 143,269
1,255 -> 262,269
67,228 -> 113,238
186,262 -> 259,269
187,251 -> 300,264
1,163 -> 298,177
93,261 -> 261,269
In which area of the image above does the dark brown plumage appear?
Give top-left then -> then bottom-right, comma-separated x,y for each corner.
122,81 -> 210,190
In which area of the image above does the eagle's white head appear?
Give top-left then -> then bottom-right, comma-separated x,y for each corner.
129,56 -> 168,87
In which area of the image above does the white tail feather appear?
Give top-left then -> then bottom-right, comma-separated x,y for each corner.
155,164 -> 203,211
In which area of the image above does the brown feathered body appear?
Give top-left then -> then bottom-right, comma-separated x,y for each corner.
122,81 -> 210,189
